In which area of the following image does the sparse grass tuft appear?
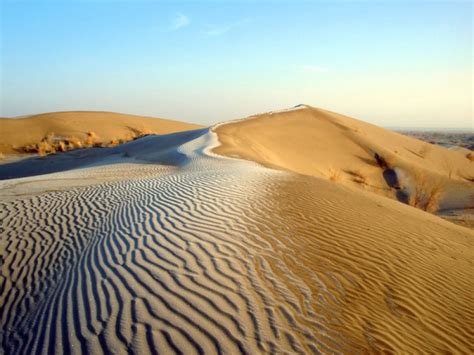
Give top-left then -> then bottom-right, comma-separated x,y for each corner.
425,183 -> 444,213
408,173 -> 444,213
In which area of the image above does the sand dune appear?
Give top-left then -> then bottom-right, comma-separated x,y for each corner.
214,105 -> 474,212
0,111 -> 203,156
1,107 -> 473,353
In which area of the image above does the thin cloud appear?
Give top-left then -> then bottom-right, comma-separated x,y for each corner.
203,18 -> 250,37
171,13 -> 190,31
300,65 -> 329,73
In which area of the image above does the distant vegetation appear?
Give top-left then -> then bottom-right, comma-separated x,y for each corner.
19,128 -> 151,157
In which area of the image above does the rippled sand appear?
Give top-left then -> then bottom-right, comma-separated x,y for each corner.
1,124 -> 473,353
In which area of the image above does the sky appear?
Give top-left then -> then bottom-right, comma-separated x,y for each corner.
1,0 -> 472,129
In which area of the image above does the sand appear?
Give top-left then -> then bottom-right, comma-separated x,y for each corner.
214,105 -> 474,213
0,111 -> 203,156
1,107 -> 473,353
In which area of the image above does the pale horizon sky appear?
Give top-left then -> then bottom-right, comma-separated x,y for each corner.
1,0 -> 472,129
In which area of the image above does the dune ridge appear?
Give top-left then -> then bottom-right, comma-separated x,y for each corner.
1,108 -> 473,353
213,105 -> 474,212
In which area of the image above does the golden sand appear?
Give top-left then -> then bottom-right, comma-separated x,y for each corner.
1,107 -> 473,353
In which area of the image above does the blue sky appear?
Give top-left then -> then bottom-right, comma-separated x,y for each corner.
1,0 -> 472,129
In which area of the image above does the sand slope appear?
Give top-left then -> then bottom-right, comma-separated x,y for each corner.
214,105 -> 474,211
0,111 -> 203,155
1,108 -> 473,353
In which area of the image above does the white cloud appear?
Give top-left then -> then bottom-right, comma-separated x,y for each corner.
171,13 -> 190,30
300,65 -> 329,74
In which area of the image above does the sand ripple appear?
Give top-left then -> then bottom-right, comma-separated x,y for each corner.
1,130 -> 473,354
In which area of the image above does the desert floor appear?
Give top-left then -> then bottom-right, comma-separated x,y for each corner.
1,107 -> 473,354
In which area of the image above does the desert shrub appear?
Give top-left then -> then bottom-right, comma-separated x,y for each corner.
67,137 -> 83,149
466,153 -> 474,162
408,174 -> 444,213
37,141 -> 55,156
57,141 -> 67,152
84,131 -> 98,146
425,184 -> 444,213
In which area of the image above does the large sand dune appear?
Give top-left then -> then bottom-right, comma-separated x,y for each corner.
1,107 -> 473,353
214,105 -> 474,211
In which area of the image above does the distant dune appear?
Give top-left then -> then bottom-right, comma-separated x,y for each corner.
0,111 -> 203,155
1,106 -> 473,353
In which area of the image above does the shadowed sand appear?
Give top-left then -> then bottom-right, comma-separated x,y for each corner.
1,107 -> 473,353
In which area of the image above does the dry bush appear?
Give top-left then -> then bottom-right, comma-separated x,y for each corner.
425,184 -> 444,213
328,168 -> 341,182
466,153 -> 474,162
44,132 -> 55,145
57,141 -> 67,152
19,130 -> 139,157
37,141 -> 55,157
408,173 -> 444,213
67,137 -> 83,149
84,131 -> 98,146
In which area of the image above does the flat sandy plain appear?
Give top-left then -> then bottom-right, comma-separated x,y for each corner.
1,106 -> 473,354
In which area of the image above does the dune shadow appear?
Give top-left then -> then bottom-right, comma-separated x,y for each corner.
0,128 -> 209,180
372,153 -> 410,204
